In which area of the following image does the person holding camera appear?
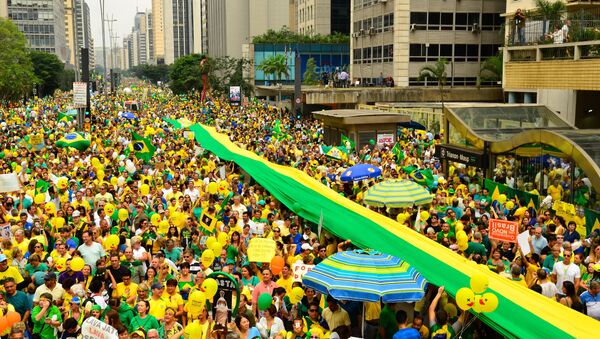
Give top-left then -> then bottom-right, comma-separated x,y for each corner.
31,292 -> 62,339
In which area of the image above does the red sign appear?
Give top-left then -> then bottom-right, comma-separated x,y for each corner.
488,219 -> 519,243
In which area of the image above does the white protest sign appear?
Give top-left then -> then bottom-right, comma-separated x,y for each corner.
517,231 -> 531,256
81,317 -> 118,339
292,262 -> 315,282
0,173 -> 21,193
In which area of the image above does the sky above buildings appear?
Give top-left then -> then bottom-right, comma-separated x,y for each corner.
89,0 -> 151,48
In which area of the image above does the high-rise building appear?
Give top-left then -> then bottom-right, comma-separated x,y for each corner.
350,0 -> 505,87
5,0 -> 68,62
0,1 -> 8,18
152,0 -> 165,63
163,0 -> 193,65
192,0 -> 207,54
206,0 -> 290,58
135,12 -> 150,65
502,0 -> 600,128
296,0 -> 350,35
69,1 -> 94,70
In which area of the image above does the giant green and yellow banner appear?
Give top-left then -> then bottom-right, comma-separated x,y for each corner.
189,124 -> 600,338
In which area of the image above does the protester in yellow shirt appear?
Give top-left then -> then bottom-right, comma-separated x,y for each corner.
275,265 -> 294,295
163,278 -> 185,320
114,271 -> 138,307
148,282 -> 168,322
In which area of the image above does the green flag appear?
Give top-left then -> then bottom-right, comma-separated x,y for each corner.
55,132 -> 90,152
341,134 -> 355,152
392,142 -> 404,164
162,117 -> 182,129
57,112 -> 73,123
35,179 -> 50,194
130,132 -> 156,162
320,145 -> 348,161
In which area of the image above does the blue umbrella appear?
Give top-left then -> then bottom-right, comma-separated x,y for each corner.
303,250 -> 427,302
399,121 -> 427,130
340,164 -> 381,182
122,112 -> 136,119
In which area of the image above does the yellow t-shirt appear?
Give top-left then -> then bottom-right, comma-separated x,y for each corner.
0,267 -> 24,292
115,282 -> 139,307
148,297 -> 168,320
163,291 -> 184,311
13,239 -> 30,256
276,276 -> 294,295
547,185 -> 563,202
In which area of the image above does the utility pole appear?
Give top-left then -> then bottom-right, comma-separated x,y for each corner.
99,0 -> 107,92
107,15 -> 118,70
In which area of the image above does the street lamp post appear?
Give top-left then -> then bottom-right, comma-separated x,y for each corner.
99,0 -> 107,92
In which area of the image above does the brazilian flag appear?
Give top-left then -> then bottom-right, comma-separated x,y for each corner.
130,132 -> 156,162
57,112 -> 73,123
320,145 -> 348,161
341,134 -> 355,152
35,179 -> 50,194
55,132 -> 90,151
162,117 -> 182,129
392,142 -> 404,164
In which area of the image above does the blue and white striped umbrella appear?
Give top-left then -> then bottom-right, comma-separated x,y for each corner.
302,250 -> 427,303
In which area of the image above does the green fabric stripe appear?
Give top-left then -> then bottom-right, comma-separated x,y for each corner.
189,124 -> 577,338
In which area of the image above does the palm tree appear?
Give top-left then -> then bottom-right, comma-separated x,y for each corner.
257,54 -> 289,84
535,0 -> 566,37
477,53 -> 503,88
418,58 -> 448,107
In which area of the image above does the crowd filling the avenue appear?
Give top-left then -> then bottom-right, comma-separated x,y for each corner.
0,85 -> 598,339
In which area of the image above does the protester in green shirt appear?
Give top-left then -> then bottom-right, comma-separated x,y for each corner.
31,292 -> 62,339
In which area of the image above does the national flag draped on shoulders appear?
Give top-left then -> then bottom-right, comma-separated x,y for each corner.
129,132 -> 156,162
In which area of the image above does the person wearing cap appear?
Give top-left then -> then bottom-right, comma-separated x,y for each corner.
33,271 -> 65,306
31,292 -> 62,339
130,329 -> 146,339
66,296 -> 85,325
148,282 -> 168,321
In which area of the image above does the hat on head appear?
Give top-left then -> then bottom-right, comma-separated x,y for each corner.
302,234 -> 309,241
0,254 -> 7,262
151,282 -> 164,290
226,258 -> 235,265
301,243 -> 313,251
44,272 -> 56,281
131,330 -> 146,338
70,297 -> 80,304
91,304 -> 102,312
72,210 -> 80,217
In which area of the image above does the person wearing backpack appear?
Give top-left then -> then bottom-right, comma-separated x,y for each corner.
428,286 -> 455,339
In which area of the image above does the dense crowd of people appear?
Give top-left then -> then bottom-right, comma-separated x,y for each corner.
0,84 -> 598,339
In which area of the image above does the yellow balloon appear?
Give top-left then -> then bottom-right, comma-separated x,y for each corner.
477,292 -> 498,313
207,182 -> 218,195
455,287 -> 475,311
57,177 -> 68,190
498,194 -> 507,204
44,202 -> 56,215
151,213 -> 162,226
201,249 -> 215,268
210,241 -> 223,257
110,177 -> 118,186
217,181 -> 229,193
206,236 -> 217,249
140,184 -> 150,196
470,273 -> 489,294
54,257 -> 67,272
515,206 -> 527,217
505,201 -> 515,210
52,217 -> 65,228
217,232 -> 228,246
396,213 -> 408,224
459,242 -> 468,251
104,234 -> 120,251
97,170 -> 105,180
158,220 -> 170,234
420,211 -> 430,222
201,278 -> 218,299
34,193 -> 45,205
104,203 -> 116,216
183,320 -> 203,337
91,157 -> 101,168
70,257 -> 85,272
118,209 -> 129,222
185,290 -> 207,319
289,286 -> 305,304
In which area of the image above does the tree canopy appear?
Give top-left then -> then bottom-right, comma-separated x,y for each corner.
0,18 -> 37,101
257,54 -> 289,83
30,51 -> 65,97
252,27 -> 349,44
129,64 -> 171,84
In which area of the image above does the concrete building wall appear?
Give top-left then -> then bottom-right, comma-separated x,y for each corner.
0,1 -> 7,18
297,0 -> 331,35
152,0 -> 165,63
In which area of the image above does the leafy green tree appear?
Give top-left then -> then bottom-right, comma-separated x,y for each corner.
478,53 -> 503,87
59,69 -> 76,91
30,51 -> 65,97
303,57 -> 319,85
0,18 -> 37,101
130,64 -> 171,84
252,27 -> 349,44
418,58 -> 448,106
211,56 -> 254,97
257,54 -> 289,83
169,54 -> 207,94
